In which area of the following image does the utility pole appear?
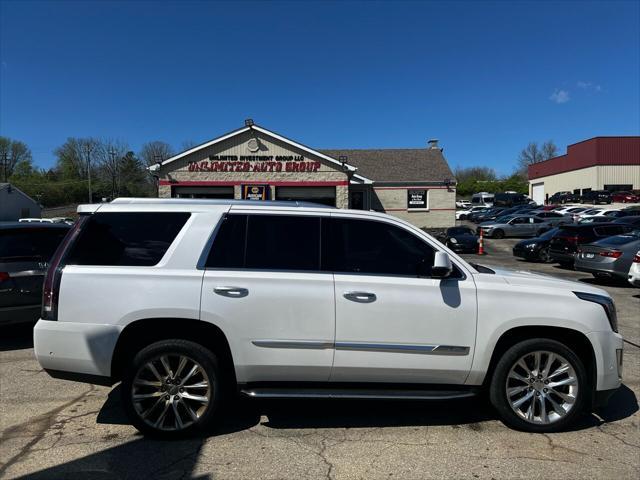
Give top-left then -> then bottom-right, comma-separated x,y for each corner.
109,149 -> 117,198
86,144 -> 93,203
1,153 -> 8,183
153,155 -> 162,197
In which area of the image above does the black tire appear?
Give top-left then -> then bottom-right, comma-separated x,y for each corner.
493,229 -> 505,239
489,338 -> 588,433
538,247 -> 550,263
121,339 -> 222,438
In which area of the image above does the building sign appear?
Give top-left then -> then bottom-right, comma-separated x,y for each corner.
242,184 -> 268,201
407,189 -> 427,209
188,155 -> 321,173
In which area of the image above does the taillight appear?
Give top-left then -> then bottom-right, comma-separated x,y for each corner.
632,254 -> 640,263
0,272 -> 9,282
599,250 -> 623,259
42,216 -> 88,321
566,236 -> 579,244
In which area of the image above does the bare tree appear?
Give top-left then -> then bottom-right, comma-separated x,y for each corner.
517,140 -> 558,176
0,136 -> 33,180
139,141 -> 174,167
181,140 -> 198,151
96,139 -> 129,198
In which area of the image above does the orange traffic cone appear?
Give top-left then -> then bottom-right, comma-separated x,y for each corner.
478,228 -> 486,255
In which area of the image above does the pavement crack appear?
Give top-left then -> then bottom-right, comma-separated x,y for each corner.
0,385 -> 95,477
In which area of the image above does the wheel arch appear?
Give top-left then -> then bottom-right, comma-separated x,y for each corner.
482,325 -> 596,400
110,318 -> 236,388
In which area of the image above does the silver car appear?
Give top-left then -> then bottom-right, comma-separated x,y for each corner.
533,211 -> 574,227
477,214 -> 551,239
575,231 -> 640,281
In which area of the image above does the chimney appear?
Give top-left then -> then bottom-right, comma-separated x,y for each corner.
427,139 -> 439,149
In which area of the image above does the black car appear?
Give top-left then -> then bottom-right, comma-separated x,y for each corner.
442,226 -> 478,253
512,228 -> 559,262
493,192 -> 529,207
549,191 -> 580,204
469,207 -> 507,223
613,216 -> 640,227
580,190 -> 612,205
548,223 -> 630,266
0,222 -> 71,325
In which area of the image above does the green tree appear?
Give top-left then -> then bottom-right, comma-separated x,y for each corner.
0,136 -> 33,181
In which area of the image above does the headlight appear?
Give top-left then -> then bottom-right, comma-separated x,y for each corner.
450,238 -> 458,244
525,243 -> 537,249
573,291 -> 618,332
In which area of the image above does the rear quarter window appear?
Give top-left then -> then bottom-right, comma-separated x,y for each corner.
0,228 -> 69,261
66,212 -> 190,266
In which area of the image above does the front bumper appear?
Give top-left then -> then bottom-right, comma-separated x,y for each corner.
34,319 -> 122,383
587,330 -> 624,392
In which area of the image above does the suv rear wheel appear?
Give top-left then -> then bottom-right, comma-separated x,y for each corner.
489,339 -> 587,432
121,339 -> 221,437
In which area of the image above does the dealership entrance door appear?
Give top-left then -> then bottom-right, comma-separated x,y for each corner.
172,186 -> 234,199
275,186 -> 336,206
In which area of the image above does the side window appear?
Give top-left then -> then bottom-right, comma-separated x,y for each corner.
206,214 -> 247,268
533,218 -> 544,223
323,218 -> 435,276
245,215 -> 320,271
66,212 -> 190,266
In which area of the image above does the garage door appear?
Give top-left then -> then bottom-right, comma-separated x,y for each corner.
275,186 -> 336,206
531,183 -> 544,205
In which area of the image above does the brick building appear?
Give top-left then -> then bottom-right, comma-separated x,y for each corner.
150,121 -> 456,228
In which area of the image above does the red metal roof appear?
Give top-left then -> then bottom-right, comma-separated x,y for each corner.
528,137 -> 640,180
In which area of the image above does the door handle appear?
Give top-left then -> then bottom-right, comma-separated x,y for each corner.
214,286 -> 249,298
343,291 -> 377,303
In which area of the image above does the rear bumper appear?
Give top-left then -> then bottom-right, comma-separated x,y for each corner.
34,319 -> 121,383
574,262 -> 627,280
0,304 -> 40,325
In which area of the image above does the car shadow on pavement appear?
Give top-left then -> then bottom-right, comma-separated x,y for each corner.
0,323 -> 34,351
577,276 -> 637,289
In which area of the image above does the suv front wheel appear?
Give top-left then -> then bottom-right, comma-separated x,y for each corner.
489,339 -> 587,432
121,339 -> 221,437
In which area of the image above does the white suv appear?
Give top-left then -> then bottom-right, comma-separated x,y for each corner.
34,198 -> 623,437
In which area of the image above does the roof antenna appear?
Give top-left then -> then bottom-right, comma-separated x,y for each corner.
244,118 -> 255,127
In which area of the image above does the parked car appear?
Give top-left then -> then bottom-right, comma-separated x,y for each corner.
512,228 -> 559,263
628,251 -> 640,287
575,232 -> 640,281
532,211 -> 573,227
469,207 -> 508,223
611,191 -> 640,203
1,222 -> 71,325
493,192 -> 529,208
441,226 -> 478,253
602,210 -> 627,219
549,223 -> 630,267
613,216 -> 640,227
456,206 -> 487,220
549,192 -> 580,204
580,190 -> 612,205
477,214 -> 550,239
456,200 -> 472,209
578,216 -> 614,225
552,205 -> 581,215
33,198 -> 623,436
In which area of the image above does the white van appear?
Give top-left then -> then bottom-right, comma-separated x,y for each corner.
471,192 -> 494,207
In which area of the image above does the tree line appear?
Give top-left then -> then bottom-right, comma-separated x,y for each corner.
1,137 -> 178,207
1,135 -> 558,206
454,140 -> 558,197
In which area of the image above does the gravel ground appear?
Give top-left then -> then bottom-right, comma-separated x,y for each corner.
1,235 -> 638,480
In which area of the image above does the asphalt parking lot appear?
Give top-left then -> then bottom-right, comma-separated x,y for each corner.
1,236 -> 638,480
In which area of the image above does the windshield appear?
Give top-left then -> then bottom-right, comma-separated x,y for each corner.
538,228 -> 559,240
494,215 -> 514,223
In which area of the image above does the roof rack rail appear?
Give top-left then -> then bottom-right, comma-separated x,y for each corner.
109,198 -> 336,209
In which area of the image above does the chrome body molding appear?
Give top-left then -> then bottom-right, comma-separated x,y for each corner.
251,340 -> 334,349
335,342 -> 470,356
240,387 -> 477,400
251,340 -> 469,356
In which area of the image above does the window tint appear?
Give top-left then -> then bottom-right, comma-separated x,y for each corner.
324,218 -> 435,276
245,215 -> 320,270
208,214 -> 321,271
66,212 -> 190,266
206,214 -> 246,268
0,228 -> 70,261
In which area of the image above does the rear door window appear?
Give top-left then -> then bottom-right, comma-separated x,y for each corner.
66,212 -> 190,266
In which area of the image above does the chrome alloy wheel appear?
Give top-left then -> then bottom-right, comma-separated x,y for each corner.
132,354 -> 211,431
505,351 -> 579,425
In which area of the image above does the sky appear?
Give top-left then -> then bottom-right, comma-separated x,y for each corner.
1,0 -> 639,175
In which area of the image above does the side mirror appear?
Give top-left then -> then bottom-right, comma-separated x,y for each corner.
431,251 -> 453,279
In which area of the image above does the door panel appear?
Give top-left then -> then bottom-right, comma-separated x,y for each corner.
201,271 -> 335,383
331,274 -> 477,384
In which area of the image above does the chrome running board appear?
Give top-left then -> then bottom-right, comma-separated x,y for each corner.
240,387 -> 477,401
